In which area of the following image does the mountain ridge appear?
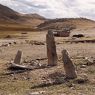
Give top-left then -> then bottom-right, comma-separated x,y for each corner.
38,18 -> 95,30
0,4 -> 95,31
0,4 -> 45,25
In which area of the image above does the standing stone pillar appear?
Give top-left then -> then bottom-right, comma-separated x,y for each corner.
62,50 -> 77,79
14,50 -> 22,64
46,30 -> 57,66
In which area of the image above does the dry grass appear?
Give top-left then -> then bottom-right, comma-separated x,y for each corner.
0,29 -> 95,95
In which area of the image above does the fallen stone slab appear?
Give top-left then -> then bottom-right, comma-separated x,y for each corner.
8,63 -> 33,70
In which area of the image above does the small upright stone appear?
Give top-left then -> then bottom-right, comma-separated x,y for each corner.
46,30 -> 58,66
14,50 -> 22,64
62,50 -> 77,79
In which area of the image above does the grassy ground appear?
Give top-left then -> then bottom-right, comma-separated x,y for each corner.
0,56 -> 95,95
0,30 -> 95,95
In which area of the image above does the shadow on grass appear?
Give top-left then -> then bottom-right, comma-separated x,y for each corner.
31,81 -> 65,89
31,72 -> 66,89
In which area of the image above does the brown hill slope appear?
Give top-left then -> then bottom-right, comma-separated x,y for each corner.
0,4 -> 95,31
20,13 -> 45,27
0,4 -> 21,23
23,13 -> 45,20
0,4 -> 45,31
38,18 -> 95,30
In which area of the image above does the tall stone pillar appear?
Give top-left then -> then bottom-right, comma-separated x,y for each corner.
62,50 -> 77,79
46,30 -> 57,66
14,50 -> 22,64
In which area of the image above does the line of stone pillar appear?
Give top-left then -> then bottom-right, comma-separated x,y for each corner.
13,30 -> 77,79
46,30 -> 77,79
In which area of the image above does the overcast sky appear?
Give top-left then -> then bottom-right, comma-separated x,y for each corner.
0,0 -> 95,20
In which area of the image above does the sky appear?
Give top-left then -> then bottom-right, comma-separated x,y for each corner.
0,0 -> 95,20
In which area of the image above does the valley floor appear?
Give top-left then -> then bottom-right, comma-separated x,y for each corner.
0,29 -> 95,95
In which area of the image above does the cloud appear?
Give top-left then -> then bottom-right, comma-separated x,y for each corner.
0,0 -> 95,20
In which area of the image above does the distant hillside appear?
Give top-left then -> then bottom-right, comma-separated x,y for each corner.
38,18 -> 95,30
0,4 -> 20,23
0,4 -> 95,31
0,4 -> 45,31
23,13 -> 45,20
20,13 -> 45,27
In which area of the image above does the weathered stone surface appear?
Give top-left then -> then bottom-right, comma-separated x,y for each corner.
62,50 -> 77,79
14,50 -> 22,64
46,30 -> 57,66
85,57 -> 95,66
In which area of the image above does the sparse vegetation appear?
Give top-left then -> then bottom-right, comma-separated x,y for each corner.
0,3 -> 95,95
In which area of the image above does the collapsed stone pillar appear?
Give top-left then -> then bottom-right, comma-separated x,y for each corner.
46,30 -> 58,66
14,50 -> 22,64
62,50 -> 77,79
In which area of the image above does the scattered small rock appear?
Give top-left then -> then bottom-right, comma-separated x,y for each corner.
5,35 -> 12,38
74,77 -> 88,84
29,92 -> 39,95
29,91 -> 46,95
85,57 -> 95,66
80,65 -> 86,68
13,42 -> 17,44
29,41 -> 45,45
